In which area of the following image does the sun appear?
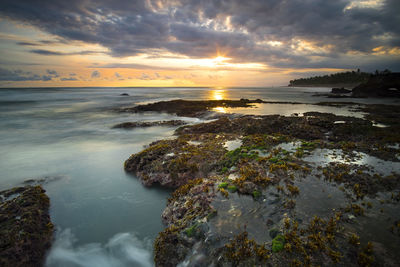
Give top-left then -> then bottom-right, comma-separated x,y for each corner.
212,56 -> 230,65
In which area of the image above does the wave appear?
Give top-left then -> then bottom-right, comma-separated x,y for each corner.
45,229 -> 153,267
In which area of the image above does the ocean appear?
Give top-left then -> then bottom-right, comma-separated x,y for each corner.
0,87 -> 398,266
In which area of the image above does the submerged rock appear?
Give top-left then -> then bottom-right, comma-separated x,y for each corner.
0,186 -> 53,267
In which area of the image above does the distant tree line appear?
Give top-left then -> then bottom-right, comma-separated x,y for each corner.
288,69 -> 387,86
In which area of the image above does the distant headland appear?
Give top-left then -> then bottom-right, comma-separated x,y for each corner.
288,69 -> 384,88
290,70 -> 400,98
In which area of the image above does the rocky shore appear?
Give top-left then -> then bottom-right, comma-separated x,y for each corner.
124,99 -> 400,266
118,99 -> 265,117
113,120 -> 187,129
0,186 -> 53,267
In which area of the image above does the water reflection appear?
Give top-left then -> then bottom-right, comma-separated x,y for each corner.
213,103 -> 365,118
210,89 -> 226,100
213,107 -> 226,113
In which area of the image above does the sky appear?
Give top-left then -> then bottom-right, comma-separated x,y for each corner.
0,0 -> 399,87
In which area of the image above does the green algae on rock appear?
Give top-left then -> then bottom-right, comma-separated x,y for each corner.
0,185 -> 53,267
122,100 -> 400,266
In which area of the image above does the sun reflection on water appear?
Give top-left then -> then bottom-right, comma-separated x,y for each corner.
214,107 -> 227,113
210,89 -> 227,113
210,89 -> 226,100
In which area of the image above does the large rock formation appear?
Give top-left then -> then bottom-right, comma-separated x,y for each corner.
0,186 -> 53,267
352,73 -> 400,97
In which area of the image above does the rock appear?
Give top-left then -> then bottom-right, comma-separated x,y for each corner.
269,228 -> 280,239
122,100 -> 400,266
113,120 -> 187,129
352,73 -> 400,97
118,99 -> 267,118
0,186 -> 53,267
331,87 -> 352,94
239,181 -> 257,194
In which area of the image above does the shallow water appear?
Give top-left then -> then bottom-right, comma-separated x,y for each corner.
215,103 -> 367,118
209,191 -> 282,244
0,86 -> 399,266
303,148 -> 400,176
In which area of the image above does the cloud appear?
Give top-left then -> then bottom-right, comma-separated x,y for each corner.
30,49 -> 104,56
46,69 -> 59,77
60,77 -> 78,81
0,68 -> 53,81
114,72 -> 124,80
17,41 -> 39,46
137,73 -> 151,80
90,62 -> 187,70
30,49 -> 64,56
0,0 -> 399,70
91,70 -> 101,78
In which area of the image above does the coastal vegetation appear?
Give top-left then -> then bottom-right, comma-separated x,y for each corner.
289,70 -> 371,87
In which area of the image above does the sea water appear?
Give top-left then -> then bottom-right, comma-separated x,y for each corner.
0,86 -> 398,266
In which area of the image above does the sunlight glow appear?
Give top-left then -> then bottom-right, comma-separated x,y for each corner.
344,0 -> 384,11
213,56 -> 230,65
213,107 -> 227,113
211,89 -> 226,100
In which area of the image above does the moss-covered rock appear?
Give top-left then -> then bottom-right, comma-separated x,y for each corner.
122,99 -> 400,266
0,185 -> 53,267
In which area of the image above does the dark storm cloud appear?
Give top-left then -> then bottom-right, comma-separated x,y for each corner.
17,41 -> 39,46
1,0 -> 399,69
0,68 -> 53,81
30,49 -> 104,56
30,49 -> 64,56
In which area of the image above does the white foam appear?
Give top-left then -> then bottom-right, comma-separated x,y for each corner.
45,229 -> 153,267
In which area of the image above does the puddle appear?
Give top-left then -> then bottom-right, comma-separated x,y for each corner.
213,103 -> 366,118
209,189 -> 283,244
187,141 -> 202,146
224,139 -> 242,151
294,175 -> 347,221
275,141 -> 302,153
304,149 -> 400,176
0,192 -> 21,202
372,121 -> 389,128
387,143 -> 400,149
344,193 -> 400,262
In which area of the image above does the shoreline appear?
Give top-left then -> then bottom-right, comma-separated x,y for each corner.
2,96 -> 399,266
288,83 -> 360,89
